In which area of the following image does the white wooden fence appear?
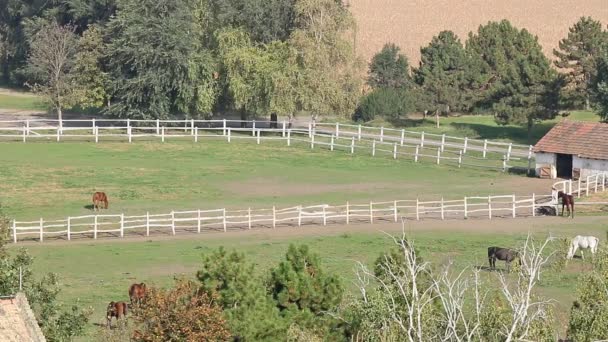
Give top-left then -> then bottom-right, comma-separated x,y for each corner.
0,118 -> 531,173
552,172 -> 608,198
12,194 -> 559,243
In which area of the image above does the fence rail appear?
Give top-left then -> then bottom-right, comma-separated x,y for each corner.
0,118 -> 531,173
11,194 -> 566,243
552,172 -> 608,198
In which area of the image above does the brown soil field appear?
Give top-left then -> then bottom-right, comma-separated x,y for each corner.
349,0 -> 608,63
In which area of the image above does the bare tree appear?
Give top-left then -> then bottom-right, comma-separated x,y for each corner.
26,21 -> 79,129
498,234 -> 556,342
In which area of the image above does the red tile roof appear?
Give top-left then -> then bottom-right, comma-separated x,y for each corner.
533,120 -> 608,160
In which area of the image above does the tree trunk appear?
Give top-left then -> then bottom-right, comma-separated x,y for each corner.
527,119 -> 533,144
57,106 -> 63,130
585,94 -> 590,111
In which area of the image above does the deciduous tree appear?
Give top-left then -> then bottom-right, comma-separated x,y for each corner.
73,24 -> 108,109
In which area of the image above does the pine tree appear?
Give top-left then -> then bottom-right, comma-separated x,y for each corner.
554,17 -> 608,109
368,43 -> 411,89
593,49 -> 608,121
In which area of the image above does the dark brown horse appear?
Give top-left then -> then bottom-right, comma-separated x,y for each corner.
488,247 -> 520,272
106,301 -> 128,328
129,283 -> 147,306
92,192 -> 109,211
557,190 -> 574,218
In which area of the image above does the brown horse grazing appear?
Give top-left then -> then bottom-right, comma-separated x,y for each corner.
92,192 -> 108,211
129,283 -> 146,306
557,190 -> 574,218
106,301 -> 128,328
488,247 -> 520,272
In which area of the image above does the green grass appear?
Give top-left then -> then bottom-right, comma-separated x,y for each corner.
0,140 -> 551,220
332,111 -> 599,145
14,217 -> 607,339
0,93 -> 47,111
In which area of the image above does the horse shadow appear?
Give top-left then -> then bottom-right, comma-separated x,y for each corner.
475,265 -> 510,273
83,204 -> 94,210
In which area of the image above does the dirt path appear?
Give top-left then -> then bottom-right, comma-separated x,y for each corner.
15,215 -> 606,248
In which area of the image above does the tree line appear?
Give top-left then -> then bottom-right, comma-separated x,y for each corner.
1,2 -> 608,135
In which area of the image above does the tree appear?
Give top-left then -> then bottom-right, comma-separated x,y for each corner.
554,17 -> 608,109
131,279 -> 231,341
105,0 -> 218,119
414,31 -> 471,115
289,0 -> 362,118
24,21 -> 79,127
353,87 -> 412,122
466,20 -> 560,141
592,49 -> 608,121
72,24 -> 109,109
368,43 -> 410,89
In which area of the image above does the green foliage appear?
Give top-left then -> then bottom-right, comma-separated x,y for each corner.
554,16 -> 608,109
105,0 -> 218,119
368,43 -> 411,89
342,290 -> 401,341
414,30 -> 472,113
72,24 -> 108,109
466,20 -> 560,139
353,88 -> 412,122
567,245 -> 608,341
593,49 -> 608,121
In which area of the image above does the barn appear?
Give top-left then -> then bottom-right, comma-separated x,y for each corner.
533,120 -> 608,179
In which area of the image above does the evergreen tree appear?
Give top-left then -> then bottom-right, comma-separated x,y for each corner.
593,49 -> 608,121
414,31 -> 471,114
466,20 -> 560,141
368,43 -> 410,89
554,17 -> 608,109
104,0 -> 219,119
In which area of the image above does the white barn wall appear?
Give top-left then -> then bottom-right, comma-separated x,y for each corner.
535,152 -> 557,179
574,156 -> 608,179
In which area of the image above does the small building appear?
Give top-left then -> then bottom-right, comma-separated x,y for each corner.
533,120 -> 608,179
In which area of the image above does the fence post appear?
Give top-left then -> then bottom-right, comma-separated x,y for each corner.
56,125 -> 60,142
310,134 -> 315,149
67,216 -> 71,241
223,208 -> 227,232
194,127 -> 198,142
350,137 -> 355,154
25,119 -> 30,137
287,129 -> 291,146
415,145 -> 419,163
488,197 -> 492,219
436,148 -> 441,165
440,197 -> 444,220
346,201 -> 350,224
502,156 -> 507,172
512,194 -> 516,218
577,177 -> 582,198
330,135 -> 335,151
463,137 -> 468,154
248,208 -> 252,230
416,198 -> 420,221
528,145 -> 533,160
393,200 -> 398,222
94,215 -> 98,239
393,143 -> 397,159
372,140 -> 376,156
369,202 -> 373,223
298,206 -> 302,227
464,197 -> 468,219
282,120 -> 286,137
171,211 -> 175,235
507,143 -> 512,161
252,120 -> 256,136
594,175 -> 598,193
527,156 -> 532,176
323,205 -> 327,226
91,118 -> 95,136
420,131 -> 425,147
156,119 -> 160,135
358,125 -> 362,140
22,125 -> 26,143
39,218 -> 43,242
146,212 -> 150,236
335,122 -> 340,138
308,122 -> 312,138
223,119 -> 227,136
441,134 -> 446,152
161,126 -> 165,142
227,127 -> 231,142
190,119 -> 195,135
586,176 -> 590,196
120,214 -> 124,237
273,206 -> 276,228
12,220 -> 16,243
532,193 -> 536,217
196,210 -> 201,233
256,129 -> 261,144
127,118 -> 132,143
458,151 -> 463,168
95,126 -> 99,143
400,129 -> 405,146
483,139 -> 487,158
380,126 -> 384,142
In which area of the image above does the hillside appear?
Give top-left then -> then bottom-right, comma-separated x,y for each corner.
349,0 -> 608,64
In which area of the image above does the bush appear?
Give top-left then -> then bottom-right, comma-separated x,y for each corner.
353,88 -> 412,122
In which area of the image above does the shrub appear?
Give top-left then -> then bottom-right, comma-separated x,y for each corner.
353,88 -> 412,122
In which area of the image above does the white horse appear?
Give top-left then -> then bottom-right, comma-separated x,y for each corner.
567,235 -> 600,260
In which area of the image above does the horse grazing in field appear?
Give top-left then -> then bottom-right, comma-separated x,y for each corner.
567,235 -> 599,260
488,247 -> 520,272
92,192 -> 109,211
106,301 -> 128,328
129,283 -> 147,306
554,188 -> 574,218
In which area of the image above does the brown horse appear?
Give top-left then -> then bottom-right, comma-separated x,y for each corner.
129,283 -> 147,306
92,192 -> 108,211
106,301 -> 128,328
557,190 -> 574,218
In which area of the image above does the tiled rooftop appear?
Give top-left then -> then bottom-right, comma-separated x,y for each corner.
533,120 -> 608,160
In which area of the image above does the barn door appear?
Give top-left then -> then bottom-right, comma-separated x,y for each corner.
556,154 -> 573,179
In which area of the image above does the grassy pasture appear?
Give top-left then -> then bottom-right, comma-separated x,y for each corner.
0,93 -> 47,112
